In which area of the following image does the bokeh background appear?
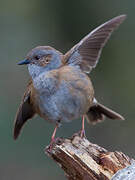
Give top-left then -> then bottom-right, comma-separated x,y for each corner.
0,0 -> 135,179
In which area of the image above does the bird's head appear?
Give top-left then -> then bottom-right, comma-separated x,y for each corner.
18,46 -> 63,79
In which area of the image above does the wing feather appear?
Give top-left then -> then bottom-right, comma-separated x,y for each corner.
64,15 -> 126,73
13,80 -> 35,140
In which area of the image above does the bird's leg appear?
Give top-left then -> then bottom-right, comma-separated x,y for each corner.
80,115 -> 86,138
51,124 -> 58,142
48,124 -> 59,152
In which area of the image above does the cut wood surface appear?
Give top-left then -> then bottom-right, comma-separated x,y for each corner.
45,133 -> 133,180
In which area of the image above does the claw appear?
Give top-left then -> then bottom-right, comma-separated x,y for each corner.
80,129 -> 86,138
47,139 -> 56,153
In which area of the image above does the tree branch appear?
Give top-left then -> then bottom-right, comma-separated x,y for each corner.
45,134 -> 133,180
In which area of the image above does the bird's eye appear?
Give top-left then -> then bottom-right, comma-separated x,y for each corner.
45,58 -> 49,63
35,55 -> 40,60
45,56 -> 51,63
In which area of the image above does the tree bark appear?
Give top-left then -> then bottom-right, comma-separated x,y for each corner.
45,134 -> 133,180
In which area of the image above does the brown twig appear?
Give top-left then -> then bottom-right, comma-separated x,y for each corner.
45,134 -> 133,180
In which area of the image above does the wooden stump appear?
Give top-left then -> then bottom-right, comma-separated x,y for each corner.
45,134 -> 133,180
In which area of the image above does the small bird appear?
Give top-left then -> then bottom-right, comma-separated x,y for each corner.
14,15 -> 126,149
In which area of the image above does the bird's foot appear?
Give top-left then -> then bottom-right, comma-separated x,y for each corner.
46,137 -> 64,153
46,138 -> 56,153
79,129 -> 86,138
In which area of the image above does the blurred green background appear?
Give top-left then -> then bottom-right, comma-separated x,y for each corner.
0,0 -> 135,179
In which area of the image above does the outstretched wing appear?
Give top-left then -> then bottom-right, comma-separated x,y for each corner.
64,15 -> 126,73
13,80 -> 35,140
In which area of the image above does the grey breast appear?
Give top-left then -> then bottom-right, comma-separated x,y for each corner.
33,67 -> 93,123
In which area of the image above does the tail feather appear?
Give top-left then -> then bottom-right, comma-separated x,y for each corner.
86,102 -> 124,124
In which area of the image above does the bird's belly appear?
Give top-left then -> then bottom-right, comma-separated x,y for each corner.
37,81 -> 92,124
33,69 -> 94,124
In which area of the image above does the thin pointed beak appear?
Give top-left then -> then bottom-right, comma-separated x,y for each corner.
17,59 -> 30,65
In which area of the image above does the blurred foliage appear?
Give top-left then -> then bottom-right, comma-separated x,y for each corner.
0,0 -> 135,179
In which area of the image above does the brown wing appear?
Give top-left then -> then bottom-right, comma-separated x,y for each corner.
13,80 -> 35,140
64,15 -> 126,73
86,102 -> 124,124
